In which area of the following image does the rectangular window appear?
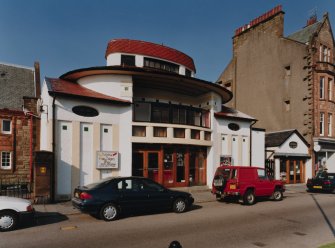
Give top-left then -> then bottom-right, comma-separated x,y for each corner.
205,131 -> 211,141
174,128 -> 185,138
323,46 -> 328,62
153,127 -> 167,137
133,103 -> 151,122
328,113 -> 333,137
121,55 -> 135,66
185,69 -> 191,77
320,45 -> 323,61
144,57 -> 179,73
191,130 -> 200,139
329,79 -> 333,101
1,120 -> 11,134
1,151 -> 11,170
320,112 -> 325,136
152,104 -> 170,123
320,77 -> 325,99
132,126 -> 146,137
201,111 -> 210,128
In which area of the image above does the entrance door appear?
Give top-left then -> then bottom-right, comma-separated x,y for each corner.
132,151 -> 160,182
147,152 -> 159,182
132,152 -> 144,176
280,159 -> 305,184
175,150 -> 187,186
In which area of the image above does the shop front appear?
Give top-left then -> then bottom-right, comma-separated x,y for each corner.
132,144 -> 207,187
278,157 -> 307,184
266,129 -> 312,184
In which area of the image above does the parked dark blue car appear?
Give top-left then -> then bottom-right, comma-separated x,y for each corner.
72,177 -> 194,221
307,170 -> 335,193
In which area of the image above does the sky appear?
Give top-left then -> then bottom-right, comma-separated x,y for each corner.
1,0 -> 335,83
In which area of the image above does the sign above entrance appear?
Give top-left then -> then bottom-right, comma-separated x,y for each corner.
97,151 -> 119,169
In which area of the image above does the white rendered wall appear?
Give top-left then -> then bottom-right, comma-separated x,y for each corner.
251,129 -> 265,167
106,52 -> 195,76
78,75 -> 133,102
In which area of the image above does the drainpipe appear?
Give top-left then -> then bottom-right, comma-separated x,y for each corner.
249,120 -> 258,166
30,115 -> 33,182
51,96 -> 56,203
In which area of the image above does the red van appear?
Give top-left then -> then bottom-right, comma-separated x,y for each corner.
211,166 -> 285,205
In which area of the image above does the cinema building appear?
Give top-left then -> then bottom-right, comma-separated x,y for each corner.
40,39 -> 263,200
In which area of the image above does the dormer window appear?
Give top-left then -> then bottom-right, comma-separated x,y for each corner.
144,57 -> 179,73
121,55 -> 135,66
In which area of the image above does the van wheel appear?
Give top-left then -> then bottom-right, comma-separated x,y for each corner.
272,189 -> 283,201
243,190 -> 255,205
216,193 -> 223,201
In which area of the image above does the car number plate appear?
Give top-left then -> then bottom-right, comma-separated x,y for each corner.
214,179 -> 223,186
313,186 -> 322,189
230,184 -> 236,190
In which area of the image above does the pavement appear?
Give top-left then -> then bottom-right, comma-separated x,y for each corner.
33,183 -> 307,217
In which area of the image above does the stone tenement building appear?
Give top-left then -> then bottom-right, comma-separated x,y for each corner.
218,6 -> 335,177
0,62 -> 40,184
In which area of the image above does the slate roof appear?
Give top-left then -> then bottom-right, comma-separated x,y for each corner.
105,39 -> 196,72
214,105 -> 256,121
287,22 -> 321,44
45,77 -> 131,104
265,129 -> 295,147
0,63 -> 36,110
265,129 -> 309,148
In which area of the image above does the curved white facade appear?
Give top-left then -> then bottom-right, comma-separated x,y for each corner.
40,39 -> 259,200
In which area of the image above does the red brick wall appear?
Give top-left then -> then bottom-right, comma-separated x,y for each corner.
0,102 -> 39,183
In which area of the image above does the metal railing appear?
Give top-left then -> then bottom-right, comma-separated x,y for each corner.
0,179 -> 31,199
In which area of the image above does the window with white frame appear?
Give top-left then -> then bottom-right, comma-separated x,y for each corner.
1,151 -> 11,170
1,119 -> 11,134
328,113 -> 333,137
320,77 -> 325,99
329,79 -> 333,101
320,112 -> 325,136
323,46 -> 328,62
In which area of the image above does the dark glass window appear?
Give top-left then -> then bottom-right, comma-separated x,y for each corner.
185,69 -> 192,77
133,102 -> 211,128
121,55 -> 135,66
144,57 -> 179,73
152,104 -> 170,123
72,106 -> 99,117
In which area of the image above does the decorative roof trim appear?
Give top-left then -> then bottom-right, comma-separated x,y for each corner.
105,39 -> 196,72
59,66 -> 233,104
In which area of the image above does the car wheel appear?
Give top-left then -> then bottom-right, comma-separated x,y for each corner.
100,203 -> 119,221
0,211 -> 18,232
272,189 -> 283,201
173,198 -> 187,213
243,190 -> 256,205
216,193 -> 223,201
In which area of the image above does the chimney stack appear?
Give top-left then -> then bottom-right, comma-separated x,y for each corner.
34,61 -> 41,97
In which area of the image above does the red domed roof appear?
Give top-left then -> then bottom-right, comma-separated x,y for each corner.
105,39 -> 196,72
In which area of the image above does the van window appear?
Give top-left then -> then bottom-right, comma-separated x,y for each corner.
257,169 -> 267,179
